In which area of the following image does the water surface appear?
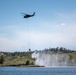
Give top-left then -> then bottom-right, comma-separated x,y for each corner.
0,67 -> 76,75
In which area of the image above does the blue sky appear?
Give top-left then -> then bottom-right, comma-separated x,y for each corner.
0,0 -> 76,52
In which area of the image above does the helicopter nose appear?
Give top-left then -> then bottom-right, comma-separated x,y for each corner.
23,16 -> 26,18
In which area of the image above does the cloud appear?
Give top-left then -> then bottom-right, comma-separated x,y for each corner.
0,26 -> 76,52
60,23 -> 66,26
0,20 -> 76,52
0,33 -> 27,52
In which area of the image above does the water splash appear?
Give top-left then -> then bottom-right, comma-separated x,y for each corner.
32,51 -> 74,67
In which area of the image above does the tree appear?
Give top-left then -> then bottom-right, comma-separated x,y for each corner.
0,55 -> 4,64
26,60 -> 30,65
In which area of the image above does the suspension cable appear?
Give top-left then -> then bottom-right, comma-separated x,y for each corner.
27,19 -> 31,51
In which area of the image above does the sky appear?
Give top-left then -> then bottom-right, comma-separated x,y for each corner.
0,0 -> 76,52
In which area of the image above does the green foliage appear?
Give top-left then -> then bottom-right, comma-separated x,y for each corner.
1,51 -> 34,57
0,55 -> 5,64
42,47 -> 75,54
0,47 -> 76,66
26,60 -> 30,65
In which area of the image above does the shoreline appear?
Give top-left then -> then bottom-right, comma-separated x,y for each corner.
0,64 -> 44,67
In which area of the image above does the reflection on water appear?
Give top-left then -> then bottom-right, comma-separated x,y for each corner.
0,67 -> 76,75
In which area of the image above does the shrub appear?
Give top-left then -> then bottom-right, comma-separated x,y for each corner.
0,55 -> 4,64
26,60 -> 30,65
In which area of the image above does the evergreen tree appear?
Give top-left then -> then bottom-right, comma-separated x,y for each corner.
0,55 -> 4,64
26,60 -> 30,65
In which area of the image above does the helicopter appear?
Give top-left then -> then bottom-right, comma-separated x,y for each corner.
21,12 -> 35,18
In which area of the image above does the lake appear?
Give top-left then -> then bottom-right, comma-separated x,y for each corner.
0,67 -> 76,75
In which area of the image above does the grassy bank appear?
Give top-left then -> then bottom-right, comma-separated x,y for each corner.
0,47 -> 76,66
0,51 -> 35,66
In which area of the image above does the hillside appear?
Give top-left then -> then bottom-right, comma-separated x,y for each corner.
0,51 -> 35,66
0,47 -> 76,66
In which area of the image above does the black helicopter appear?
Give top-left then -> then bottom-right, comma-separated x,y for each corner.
22,12 -> 35,18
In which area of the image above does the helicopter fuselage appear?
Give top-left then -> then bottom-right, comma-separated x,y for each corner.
24,15 -> 33,18
23,12 -> 35,18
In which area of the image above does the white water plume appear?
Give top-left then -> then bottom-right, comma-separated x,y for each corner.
32,51 -> 74,67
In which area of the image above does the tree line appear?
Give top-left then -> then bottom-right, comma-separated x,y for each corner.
0,51 -> 34,57
0,47 -> 76,64
36,47 -> 76,54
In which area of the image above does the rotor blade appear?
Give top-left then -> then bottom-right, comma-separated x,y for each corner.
21,12 -> 29,15
21,12 -> 26,15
